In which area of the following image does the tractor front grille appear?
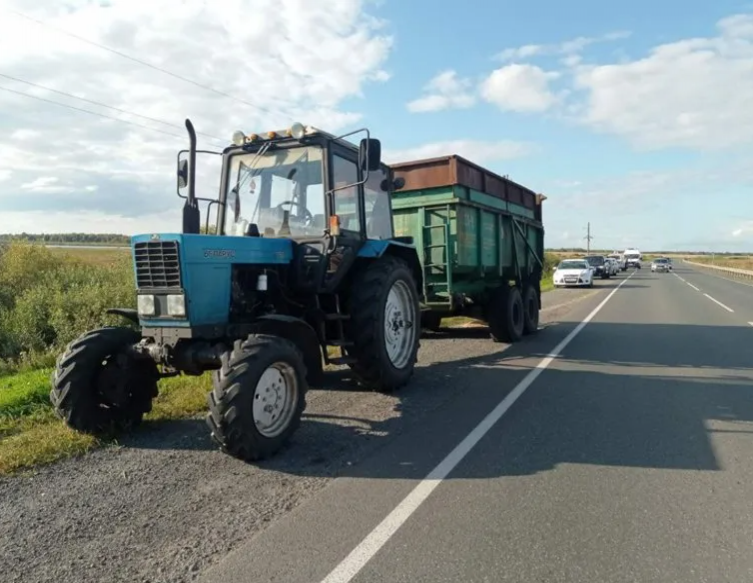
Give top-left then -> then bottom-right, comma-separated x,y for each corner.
134,241 -> 182,289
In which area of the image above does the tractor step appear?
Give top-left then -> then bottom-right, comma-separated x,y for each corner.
328,339 -> 354,347
327,356 -> 358,365
325,313 -> 350,321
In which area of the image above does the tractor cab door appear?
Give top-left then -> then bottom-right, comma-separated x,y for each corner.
292,143 -> 367,294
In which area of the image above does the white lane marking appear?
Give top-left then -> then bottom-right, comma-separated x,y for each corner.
673,271 -> 700,290
319,272 -> 636,583
703,293 -> 734,312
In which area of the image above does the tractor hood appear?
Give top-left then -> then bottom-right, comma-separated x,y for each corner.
130,233 -> 294,327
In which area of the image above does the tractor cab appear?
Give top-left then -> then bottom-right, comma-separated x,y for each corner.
177,121 -> 408,295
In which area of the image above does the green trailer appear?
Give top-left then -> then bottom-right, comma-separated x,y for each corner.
389,155 -> 546,342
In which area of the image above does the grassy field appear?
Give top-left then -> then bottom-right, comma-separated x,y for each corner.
685,255 -> 753,271
0,243 -> 215,474
50,245 -> 131,266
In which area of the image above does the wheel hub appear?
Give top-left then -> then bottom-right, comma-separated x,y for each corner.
252,363 -> 298,438
383,280 -> 416,368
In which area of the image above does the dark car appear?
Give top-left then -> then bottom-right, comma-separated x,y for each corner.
584,255 -> 610,279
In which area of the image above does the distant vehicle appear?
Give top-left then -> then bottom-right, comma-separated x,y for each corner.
584,255 -> 611,279
666,257 -> 673,270
623,248 -> 642,269
651,258 -> 670,273
607,253 -> 627,272
605,257 -> 620,276
553,259 -> 594,288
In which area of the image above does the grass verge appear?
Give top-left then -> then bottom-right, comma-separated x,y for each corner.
0,371 -> 211,476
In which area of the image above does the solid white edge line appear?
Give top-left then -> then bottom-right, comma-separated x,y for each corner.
319,271 -> 636,583
703,293 -> 734,312
687,282 -> 700,291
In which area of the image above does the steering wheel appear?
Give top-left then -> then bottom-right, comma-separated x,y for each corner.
275,200 -> 314,226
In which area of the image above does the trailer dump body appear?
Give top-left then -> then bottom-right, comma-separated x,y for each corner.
389,154 -> 545,343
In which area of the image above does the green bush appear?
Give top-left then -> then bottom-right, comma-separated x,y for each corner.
0,243 -> 135,371
543,252 -> 559,276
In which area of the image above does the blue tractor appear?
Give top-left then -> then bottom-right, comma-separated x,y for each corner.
50,120 -> 423,461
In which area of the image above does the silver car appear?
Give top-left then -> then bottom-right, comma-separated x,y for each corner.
651,258 -> 670,273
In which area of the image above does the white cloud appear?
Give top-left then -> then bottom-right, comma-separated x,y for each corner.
384,140 -> 534,164
480,64 -> 560,112
573,13 -> 753,150
406,70 -> 475,113
495,31 -> 631,62
730,220 -> 753,238
541,155 -> 753,250
0,0 -> 393,233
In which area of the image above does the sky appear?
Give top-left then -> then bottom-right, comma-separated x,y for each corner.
0,0 -> 752,251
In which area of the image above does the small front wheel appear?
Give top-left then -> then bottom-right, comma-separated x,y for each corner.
50,327 -> 159,434
207,334 -> 307,461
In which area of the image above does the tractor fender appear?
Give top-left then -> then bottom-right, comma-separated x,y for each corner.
357,239 -> 423,294
248,314 -> 324,384
106,308 -> 140,324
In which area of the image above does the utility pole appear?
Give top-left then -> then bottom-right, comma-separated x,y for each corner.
584,222 -> 593,254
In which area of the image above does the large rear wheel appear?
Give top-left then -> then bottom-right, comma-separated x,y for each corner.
50,327 -> 159,434
346,255 -> 421,393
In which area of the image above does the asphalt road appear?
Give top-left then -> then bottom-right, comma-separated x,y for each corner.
5,264 -> 753,583
672,261 -> 753,323
199,264 -> 753,583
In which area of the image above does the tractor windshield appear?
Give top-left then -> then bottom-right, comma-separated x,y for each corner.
224,146 -> 325,237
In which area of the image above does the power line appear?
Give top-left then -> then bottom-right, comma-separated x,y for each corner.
6,7 -> 294,123
0,72 -> 225,143
0,84 -> 187,140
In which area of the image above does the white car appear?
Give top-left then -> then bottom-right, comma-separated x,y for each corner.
553,259 -> 594,288
605,258 -> 620,276
651,258 -> 670,273
607,254 -> 626,271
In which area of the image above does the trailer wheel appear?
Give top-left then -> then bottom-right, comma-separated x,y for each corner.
522,284 -> 540,335
50,327 -> 159,434
488,285 -> 525,343
346,255 -> 421,393
207,334 -> 307,461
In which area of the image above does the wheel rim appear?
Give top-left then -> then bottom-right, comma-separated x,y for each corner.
384,279 -> 417,369
252,362 -> 299,438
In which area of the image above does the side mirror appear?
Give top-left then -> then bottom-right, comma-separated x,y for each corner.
359,138 -> 381,172
177,157 -> 188,189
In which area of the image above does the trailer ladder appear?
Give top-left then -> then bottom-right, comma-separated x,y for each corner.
419,207 -> 452,302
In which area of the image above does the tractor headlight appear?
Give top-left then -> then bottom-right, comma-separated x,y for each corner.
232,130 -> 246,146
289,122 -> 305,139
137,294 -> 155,317
166,294 -> 186,317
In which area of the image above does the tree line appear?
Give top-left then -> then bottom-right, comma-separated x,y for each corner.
0,233 -> 130,244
